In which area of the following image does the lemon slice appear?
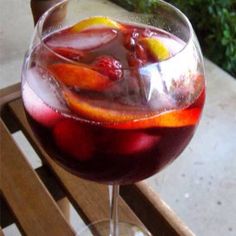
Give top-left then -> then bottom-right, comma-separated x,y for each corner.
72,16 -> 121,32
140,37 -> 170,61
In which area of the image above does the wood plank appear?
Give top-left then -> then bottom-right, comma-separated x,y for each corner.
7,99 -> 146,230
0,227 -> 4,236
0,119 -> 75,236
0,166 -> 69,228
0,83 -> 21,132
121,182 -> 195,236
0,83 -> 21,111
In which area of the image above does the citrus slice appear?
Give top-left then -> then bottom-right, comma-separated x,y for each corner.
140,37 -> 170,61
72,16 -> 121,32
63,90 -> 201,129
111,108 -> 202,129
63,90 -> 143,123
49,63 -> 111,91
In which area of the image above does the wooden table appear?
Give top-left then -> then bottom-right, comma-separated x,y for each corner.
0,84 -> 195,235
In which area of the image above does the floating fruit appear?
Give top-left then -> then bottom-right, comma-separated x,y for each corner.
63,90 -> 143,123
72,16 -> 121,32
49,63 -> 112,91
93,56 -> 122,81
139,37 -> 170,61
63,90 -> 201,129
112,108 -> 202,129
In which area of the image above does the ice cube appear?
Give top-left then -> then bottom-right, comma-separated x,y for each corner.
46,28 -> 118,51
24,67 -> 68,114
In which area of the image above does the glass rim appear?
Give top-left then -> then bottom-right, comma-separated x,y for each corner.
35,0 -> 194,70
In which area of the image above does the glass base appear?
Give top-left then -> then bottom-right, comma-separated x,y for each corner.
78,220 -> 151,236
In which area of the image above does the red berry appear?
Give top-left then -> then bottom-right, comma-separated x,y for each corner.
53,120 -> 93,161
123,29 -> 139,50
127,52 -> 143,68
93,56 -> 123,81
135,44 -> 148,62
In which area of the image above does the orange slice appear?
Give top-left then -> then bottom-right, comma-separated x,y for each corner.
49,63 -> 111,91
63,90 -> 143,122
72,16 -> 121,32
140,37 -> 170,61
112,108 -> 201,129
63,90 -> 201,129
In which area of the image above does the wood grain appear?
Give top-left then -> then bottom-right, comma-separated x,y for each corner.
0,119 -> 75,236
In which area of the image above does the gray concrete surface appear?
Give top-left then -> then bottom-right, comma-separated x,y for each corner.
1,0 -> 236,235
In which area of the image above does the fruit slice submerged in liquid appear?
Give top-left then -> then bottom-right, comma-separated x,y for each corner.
46,28 -> 118,51
63,90 -> 202,129
53,119 -> 93,161
63,90 -> 145,122
112,108 -> 202,129
72,16 -> 121,32
109,131 -> 161,155
52,47 -> 85,60
49,63 -> 112,91
139,37 -> 170,61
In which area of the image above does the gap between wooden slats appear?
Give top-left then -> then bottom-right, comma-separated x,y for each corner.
0,195 -> 15,229
7,99 -> 146,230
0,120 -> 75,236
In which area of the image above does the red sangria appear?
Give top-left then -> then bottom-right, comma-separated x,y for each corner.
21,0 -> 205,234
22,16 -> 205,184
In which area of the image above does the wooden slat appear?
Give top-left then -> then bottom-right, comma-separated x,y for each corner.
121,182 -> 195,236
7,99 -> 146,229
0,166 -> 69,228
0,83 -> 21,111
0,227 -> 4,236
0,83 -> 21,132
0,119 -> 75,236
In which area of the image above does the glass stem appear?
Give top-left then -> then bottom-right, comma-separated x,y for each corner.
109,185 -> 120,236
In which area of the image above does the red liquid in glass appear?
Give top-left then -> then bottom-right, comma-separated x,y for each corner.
22,21 -> 205,184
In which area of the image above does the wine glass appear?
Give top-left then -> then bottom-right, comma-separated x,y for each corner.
21,0 -> 205,235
